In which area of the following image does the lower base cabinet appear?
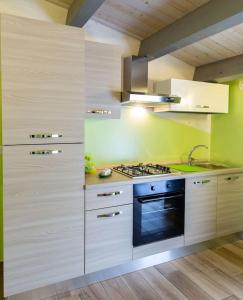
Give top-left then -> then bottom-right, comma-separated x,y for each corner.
185,176 -> 217,245
85,204 -> 133,273
217,173 -> 243,236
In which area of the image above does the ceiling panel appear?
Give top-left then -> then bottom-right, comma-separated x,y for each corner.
92,0 -> 209,40
171,23 -> 243,66
45,0 -> 243,67
46,0 -> 209,39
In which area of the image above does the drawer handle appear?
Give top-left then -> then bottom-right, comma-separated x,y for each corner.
97,191 -> 123,197
30,133 -> 63,139
30,150 -> 62,155
202,179 -> 211,184
87,110 -> 112,115
225,176 -> 240,181
194,179 -> 211,185
97,211 -> 122,218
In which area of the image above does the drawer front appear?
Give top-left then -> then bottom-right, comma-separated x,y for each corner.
85,204 -> 133,273
85,184 -> 133,210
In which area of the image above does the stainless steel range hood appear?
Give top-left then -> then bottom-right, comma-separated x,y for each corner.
121,56 -> 181,107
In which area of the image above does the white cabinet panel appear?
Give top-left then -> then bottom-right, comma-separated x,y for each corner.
3,144 -> 84,296
85,204 -> 132,273
217,173 -> 243,237
157,79 -> 229,113
185,176 -> 217,245
1,14 -> 85,145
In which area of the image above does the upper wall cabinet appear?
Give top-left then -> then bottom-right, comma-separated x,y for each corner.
1,14 -> 85,145
85,41 -> 122,119
156,79 -> 229,114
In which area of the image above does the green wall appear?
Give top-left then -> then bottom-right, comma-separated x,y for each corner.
85,107 -> 210,166
211,79 -> 243,166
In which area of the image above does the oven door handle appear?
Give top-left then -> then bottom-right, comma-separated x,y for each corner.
137,194 -> 184,204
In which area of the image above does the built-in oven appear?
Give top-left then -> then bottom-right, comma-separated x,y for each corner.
133,179 -> 185,247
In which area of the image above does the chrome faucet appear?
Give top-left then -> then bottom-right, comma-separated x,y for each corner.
188,144 -> 208,166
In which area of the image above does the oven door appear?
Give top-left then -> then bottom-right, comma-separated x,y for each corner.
133,192 -> 185,247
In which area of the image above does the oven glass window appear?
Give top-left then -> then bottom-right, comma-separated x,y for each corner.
133,194 -> 184,246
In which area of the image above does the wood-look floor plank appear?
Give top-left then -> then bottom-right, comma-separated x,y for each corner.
233,240 -> 243,249
171,258 -> 230,299
101,276 -> 138,300
213,247 -> 243,269
223,296 -> 241,300
57,289 -> 81,300
138,267 -> 187,300
57,296 -> 80,300
197,249 -> 242,276
79,283 -> 109,300
223,244 -> 243,259
156,262 -> 213,300
44,296 -> 58,300
122,271 -> 163,300
185,253 -> 243,299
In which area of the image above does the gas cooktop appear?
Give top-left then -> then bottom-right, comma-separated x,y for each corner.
113,163 -> 179,179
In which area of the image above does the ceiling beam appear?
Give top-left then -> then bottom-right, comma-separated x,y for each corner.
139,0 -> 243,60
194,54 -> 243,82
66,0 -> 105,27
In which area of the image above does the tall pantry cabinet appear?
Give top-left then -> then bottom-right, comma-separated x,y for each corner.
1,15 -> 85,296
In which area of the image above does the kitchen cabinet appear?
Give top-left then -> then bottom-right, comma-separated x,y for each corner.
1,14 -> 85,145
156,79 -> 229,113
217,173 -> 243,237
3,144 -> 84,296
85,204 -> 133,273
85,184 -> 133,210
85,41 -> 122,119
185,176 -> 217,245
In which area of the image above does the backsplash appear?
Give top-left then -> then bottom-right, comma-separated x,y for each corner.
85,107 -> 211,166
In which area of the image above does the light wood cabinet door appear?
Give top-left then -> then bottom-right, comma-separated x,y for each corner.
85,41 -> 121,119
85,184 -> 133,210
185,176 -> 217,245
217,173 -> 243,237
85,204 -> 132,274
1,14 -> 85,145
3,144 -> 84,296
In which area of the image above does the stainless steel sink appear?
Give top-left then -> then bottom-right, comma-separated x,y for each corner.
194,162 -> 228,170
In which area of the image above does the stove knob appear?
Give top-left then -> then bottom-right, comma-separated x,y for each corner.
151,185 -> 155,191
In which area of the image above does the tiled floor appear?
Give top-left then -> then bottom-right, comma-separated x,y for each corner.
7,239 -> 243,300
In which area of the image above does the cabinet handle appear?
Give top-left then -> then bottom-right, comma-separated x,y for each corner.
195,105 -> 210,109
97,191 -> 123,197
97,211 -> 122,218
87,110 -> 112,115
202,179 -> 211,184
194,179 -> 211,185
30,150 -> 62,155
225,176 -> 240,181
30,133 -> 63,139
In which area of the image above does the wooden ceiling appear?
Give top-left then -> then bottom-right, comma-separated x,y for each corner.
47,0 -> 209,39
46,0 -> 243,67
172,23 -> 243,66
